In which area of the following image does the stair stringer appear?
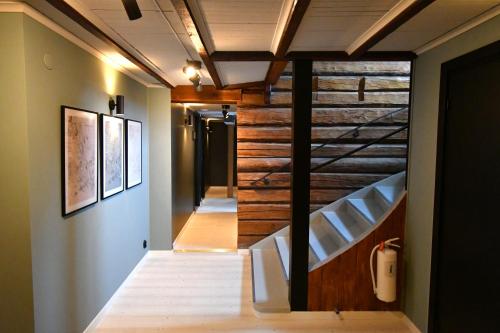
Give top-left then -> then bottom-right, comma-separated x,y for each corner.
307,193 -> 407,311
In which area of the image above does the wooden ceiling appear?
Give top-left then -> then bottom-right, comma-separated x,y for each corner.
27,0 -> 500,88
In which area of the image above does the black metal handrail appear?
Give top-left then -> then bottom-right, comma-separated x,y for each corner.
251,106 -> 408,186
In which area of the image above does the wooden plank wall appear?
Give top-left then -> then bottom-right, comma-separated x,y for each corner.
237,61 -> 411,248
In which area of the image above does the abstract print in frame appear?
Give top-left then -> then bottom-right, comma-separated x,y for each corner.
101,114 -> 124,199
125,119 -> 142,189
62,106 -> 98,216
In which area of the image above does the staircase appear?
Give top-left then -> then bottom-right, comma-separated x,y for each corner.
250,171 -> 406,313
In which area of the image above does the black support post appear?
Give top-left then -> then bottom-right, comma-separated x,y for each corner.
289,59 -> 313,310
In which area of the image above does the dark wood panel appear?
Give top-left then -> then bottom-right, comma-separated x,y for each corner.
238,220 -> 289,235
237,204 -> 290,220
237,107 -> 408,126
284,61 -> 411,75
307,195 -> 406,311
238,143 -> 408,158
238,235 -> 267,248
274,76 -> 410,91
271,91 -> 409,105
237,126 -> 408,142
238,157 -> 406,173
238,189 -> 353,204
238,172 -> 390,189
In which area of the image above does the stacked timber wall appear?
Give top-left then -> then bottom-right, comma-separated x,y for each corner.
237,61 -> 411,248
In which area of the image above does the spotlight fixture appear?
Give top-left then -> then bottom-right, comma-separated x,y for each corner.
121,0 -> 142,21
109,95 -> 124,115
222,104 -> 230,119
183,60 -> 203,92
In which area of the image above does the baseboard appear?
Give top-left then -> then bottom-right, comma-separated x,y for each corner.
401,314 -> 423,333
172,211 -> 197,249
83,251 -> 150,332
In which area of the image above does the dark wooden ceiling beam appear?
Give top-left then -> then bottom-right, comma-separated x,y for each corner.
46,0 -> 174,88
265,0 -> 311,86
211,51 -> 277,62
172,85 -> 241,103
171,0 -> 223,89
349,0 -> 436,58
223,81 -> 266,90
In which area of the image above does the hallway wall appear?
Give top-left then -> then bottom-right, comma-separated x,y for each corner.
171,103 -> 195,240
0,13 -> 35,333
405,15 -> 500,332
0,12 -> 157,333
149,88 -> 173,250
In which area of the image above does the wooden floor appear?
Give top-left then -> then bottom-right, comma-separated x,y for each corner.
88,251 -> 417,332
174,187 -> 238,252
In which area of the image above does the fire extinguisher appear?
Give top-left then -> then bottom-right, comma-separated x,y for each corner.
370,237 -> 400,302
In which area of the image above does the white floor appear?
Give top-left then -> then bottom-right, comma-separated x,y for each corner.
88,251 -> 418,333
174,187 -> 238,252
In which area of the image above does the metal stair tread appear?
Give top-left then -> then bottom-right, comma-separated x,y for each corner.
347,198 -> 385,224
274,236 -> 290,280
322,208 -> 370,243
251,248 -> 290,313
309,219 -> 347,261
375,185 -> 399,204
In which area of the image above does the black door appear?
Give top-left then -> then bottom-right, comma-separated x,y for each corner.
430,41 -> 500,333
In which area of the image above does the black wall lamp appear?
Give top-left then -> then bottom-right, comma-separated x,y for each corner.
109,95 -> 124,115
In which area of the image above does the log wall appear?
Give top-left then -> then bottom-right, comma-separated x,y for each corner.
237,61 -> 411,248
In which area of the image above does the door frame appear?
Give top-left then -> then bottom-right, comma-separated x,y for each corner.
428,40 -> 500,333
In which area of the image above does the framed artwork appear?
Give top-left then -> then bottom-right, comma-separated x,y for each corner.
101,114 -> 124,199
62,106 -> 99,216
125,119 -> 142,189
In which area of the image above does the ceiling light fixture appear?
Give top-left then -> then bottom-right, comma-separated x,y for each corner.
183,60 -> 203,92
121,0 -> 142,21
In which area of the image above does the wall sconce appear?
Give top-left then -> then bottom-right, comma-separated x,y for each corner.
109,95 -> 124,115
184,113 -> 193,126
183,60 -> 203,92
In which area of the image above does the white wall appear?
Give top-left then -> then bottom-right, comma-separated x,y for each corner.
404,15 -> 500,332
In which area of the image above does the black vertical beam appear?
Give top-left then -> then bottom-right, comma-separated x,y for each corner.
289,59 -> 313,310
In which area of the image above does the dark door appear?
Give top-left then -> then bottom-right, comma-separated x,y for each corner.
193,112 -> 204,206
430,41 -> 500,333
207,121 -> 228,186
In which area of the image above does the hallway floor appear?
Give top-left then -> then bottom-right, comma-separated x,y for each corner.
88,251 -> 416,332
174,187 -> 238,252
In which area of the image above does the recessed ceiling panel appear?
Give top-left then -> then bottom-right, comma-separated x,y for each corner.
198,0 -> 283,51
289,0 -> 399,51
372,0 -> 500,51
217,61 -> 270,85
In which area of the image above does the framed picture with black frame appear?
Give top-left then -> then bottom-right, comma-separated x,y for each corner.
61,106 -> 99,216
125,119 -> 142,189
100,114 -> 124,199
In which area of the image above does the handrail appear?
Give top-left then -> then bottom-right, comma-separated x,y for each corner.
310,124 -> 408,172
251,107 -> 408,185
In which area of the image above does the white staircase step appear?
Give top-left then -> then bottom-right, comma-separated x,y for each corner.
375,185 -> 400,204
347,198 -> 385,224
251,248 -> 290,313
274,236 -> 290,280
309,219 -> 347,261
274,236 -> 320,280
322,207 -> 371,243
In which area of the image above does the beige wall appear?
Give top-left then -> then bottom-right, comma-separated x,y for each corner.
404,15 -> 500,332
0,13 -> 35,333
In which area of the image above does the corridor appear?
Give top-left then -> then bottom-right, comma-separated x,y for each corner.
174,187 -> 238,252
